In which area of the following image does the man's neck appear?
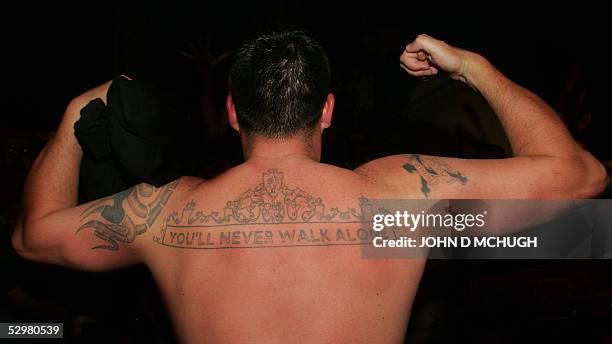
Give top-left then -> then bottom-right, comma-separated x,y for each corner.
242,135 -> 320,164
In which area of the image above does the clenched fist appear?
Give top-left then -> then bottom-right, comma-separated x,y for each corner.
400,34 -> 477,84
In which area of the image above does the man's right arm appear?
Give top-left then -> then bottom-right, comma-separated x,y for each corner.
356,34 -> 606,199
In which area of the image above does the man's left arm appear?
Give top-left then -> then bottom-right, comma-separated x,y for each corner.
10,81 -> 179,271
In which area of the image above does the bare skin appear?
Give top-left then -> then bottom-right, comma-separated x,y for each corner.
11,35 -> 607,343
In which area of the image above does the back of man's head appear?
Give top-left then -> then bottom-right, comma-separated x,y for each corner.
229,31 -> 331,139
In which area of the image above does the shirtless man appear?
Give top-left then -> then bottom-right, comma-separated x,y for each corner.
11,31 -> 606,343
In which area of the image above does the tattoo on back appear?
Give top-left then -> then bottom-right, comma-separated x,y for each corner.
402,154 -> 468,198
78,180 -> 179,250
152,169 -> 376,250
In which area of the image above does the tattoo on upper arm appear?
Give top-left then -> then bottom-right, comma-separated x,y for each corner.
402,154 -> 468,198
77,180 -> 179,251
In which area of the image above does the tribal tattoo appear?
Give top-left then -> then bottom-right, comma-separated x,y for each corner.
78,180 -> 179,250
402,154 -> 468,198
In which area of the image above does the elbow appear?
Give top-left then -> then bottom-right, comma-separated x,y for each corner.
565,151 -> 608,199
11,221 -> 50,262
11,223 -> 34,260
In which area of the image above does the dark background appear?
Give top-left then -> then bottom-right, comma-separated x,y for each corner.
1,1 -> 612,343
1,1 -> 610,129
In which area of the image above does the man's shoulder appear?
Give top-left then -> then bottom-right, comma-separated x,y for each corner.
354,155 -> 407,176
354,155 -> 421,198
176,175 -> 206,189
158,176 -> 206,207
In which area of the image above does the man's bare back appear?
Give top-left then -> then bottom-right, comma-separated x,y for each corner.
11,32 -> 606,343
129,161 -> 423,343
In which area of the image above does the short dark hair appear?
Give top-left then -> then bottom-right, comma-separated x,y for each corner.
229,31 -> 331,138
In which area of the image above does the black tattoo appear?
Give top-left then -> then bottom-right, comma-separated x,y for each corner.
153,170 -> 369,250
402,154 -> 468,198
78,180 -> 179,250
155,226 -> 379,250
168,169 -> 360,226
